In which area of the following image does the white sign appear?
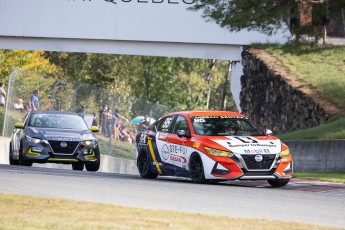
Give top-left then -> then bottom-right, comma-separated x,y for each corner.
0,0 -> 290,59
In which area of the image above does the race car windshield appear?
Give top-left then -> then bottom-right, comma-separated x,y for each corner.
191,116 -> 265,136
28,113 -> 89,130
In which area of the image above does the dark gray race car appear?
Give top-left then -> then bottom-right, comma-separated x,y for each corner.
9,110 -> 100,171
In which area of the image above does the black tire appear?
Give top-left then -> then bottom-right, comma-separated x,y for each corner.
85,148 -> 100,172
267,178 -> 290,187
9,142 -> 19,165
189,153 -> 206,183
18,144 -> 33,167
137,151 -> 158,179
72,162 -> 84,171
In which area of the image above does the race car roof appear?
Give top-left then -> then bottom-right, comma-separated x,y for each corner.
167,111 -> 245,118
29,110 -> 79,116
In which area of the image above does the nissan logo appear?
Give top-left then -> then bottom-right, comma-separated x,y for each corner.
255,154 -> 263,162
60,142 -> 67,148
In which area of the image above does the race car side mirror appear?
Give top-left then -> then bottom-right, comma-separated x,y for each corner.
14,122 -> 25,129
90,126 -> 99,132
177,130 -> 191,138
265,129 -> 273,135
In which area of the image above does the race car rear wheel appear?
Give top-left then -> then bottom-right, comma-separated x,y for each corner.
85,147 -> 100,172
72,162 -> 84,171
137,151 -> 158,179
267,178 -> 290,187
9,142 -> 19,165
189,153 -> 206,184
18,144 -> 33,167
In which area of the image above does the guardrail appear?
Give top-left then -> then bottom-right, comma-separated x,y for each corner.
1,137 -> 344,172
284,140 -> 345,172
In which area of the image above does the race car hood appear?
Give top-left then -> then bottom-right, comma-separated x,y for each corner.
26,127 -> 95,142
206,136 -> 282,154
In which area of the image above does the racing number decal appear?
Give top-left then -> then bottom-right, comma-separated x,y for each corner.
147,137 -> 162,174
234,137 -> 258,143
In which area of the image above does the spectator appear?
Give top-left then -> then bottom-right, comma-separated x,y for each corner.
77,105 -> 86,117
114,121 -> 123,141
104,107 -> 112,137
310,0 -> 330,44
114,109 -> 128,126
0,82 -> 6,107
30,89 -> 39,110
24,101 -> 32,113
139,114 -> 150,131
113,109 -> 129,141
100,105 -> 108,136
92,112 -> 98,127
14,98 -> 24,112
120,126 -> 135,144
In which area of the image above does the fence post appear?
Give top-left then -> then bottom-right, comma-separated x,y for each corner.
2,69 -> 17,137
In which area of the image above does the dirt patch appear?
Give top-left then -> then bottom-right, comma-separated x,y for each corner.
248,47 -> 342,116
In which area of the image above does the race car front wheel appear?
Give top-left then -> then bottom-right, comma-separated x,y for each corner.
137,151 -> 158,179
85,147 -> 100,172
18,144 -> 33,167
267,178 -> 290,187
189,153 -> 206,184
9,142 -> 19,165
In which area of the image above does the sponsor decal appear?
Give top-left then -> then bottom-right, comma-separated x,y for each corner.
153,162 -> 164,166
193,118 -> 206,123
161,143 -> 188,162
170,154 -> 187,163
168,144 -> 188,155
212,137 -> 281,154
227,142 -> 276,148
244,149 -> 270,154
50,137 -> 76,141
159,133 -> 168,140
193,142 -> 200,148
162,117 -> 174,129
162,144 -> 170,160
192,116 -> 247,120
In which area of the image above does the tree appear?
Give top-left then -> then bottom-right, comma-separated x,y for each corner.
189,0 -> 293,36
0,50 -> 58,109
189,0 -> 345,40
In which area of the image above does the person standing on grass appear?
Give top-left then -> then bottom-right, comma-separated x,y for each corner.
0,82 -> 6,107
30,89 -> 39,110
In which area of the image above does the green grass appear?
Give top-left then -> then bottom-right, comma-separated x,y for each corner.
0,193 -> 338,230
261,43 -> 345,109
97,135 -> 135,160
278,113 -> 345,140
294,172 -> 345,184
0,107 -> 26,137
259,43 -> 345,139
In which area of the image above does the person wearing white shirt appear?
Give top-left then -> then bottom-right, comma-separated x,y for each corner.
0,82 -> 6,107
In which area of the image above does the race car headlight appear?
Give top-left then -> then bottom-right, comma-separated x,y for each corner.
82,140 -> 94,147
204,147 -> 233,158
26,135 -> 43,144
280,149 -> 291,158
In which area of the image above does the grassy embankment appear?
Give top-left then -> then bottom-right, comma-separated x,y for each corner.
0,193 -> 338,230
259,44 -> 345,140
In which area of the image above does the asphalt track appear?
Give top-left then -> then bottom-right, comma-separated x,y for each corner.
0,164 -> 345,228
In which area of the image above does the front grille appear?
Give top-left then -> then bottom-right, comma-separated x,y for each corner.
241,154 -> 276,170
242,169 -> 275,176
48,141 -> 79,154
